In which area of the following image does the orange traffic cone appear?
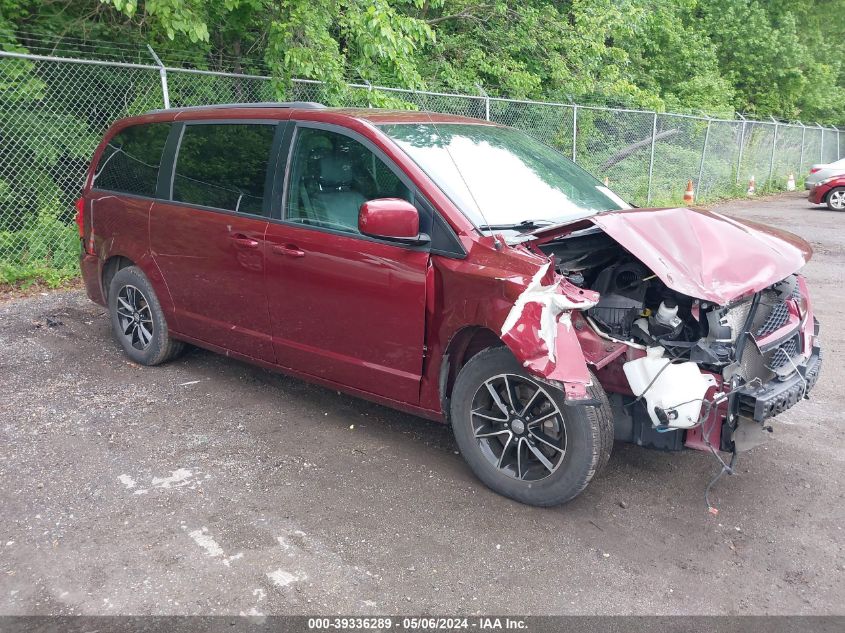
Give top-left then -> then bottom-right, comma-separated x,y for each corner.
787,173 -> 796,191
747,175 -> 756,196
683,180 -> 695,205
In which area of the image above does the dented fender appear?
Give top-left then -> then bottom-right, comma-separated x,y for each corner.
422,242 -> 605,413
499,261 -> 599,399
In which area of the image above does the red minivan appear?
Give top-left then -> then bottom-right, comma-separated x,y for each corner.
78,102 -> 822,506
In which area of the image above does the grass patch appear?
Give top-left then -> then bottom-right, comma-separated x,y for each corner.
0,215 -> 80,287
647,180 -> 796,208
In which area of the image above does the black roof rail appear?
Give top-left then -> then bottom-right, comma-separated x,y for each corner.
147,101 -> 327,114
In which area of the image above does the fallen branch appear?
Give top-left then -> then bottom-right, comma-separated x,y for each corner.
600,128 -> 679,171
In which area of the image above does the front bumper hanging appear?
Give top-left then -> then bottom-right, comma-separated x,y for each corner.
735,347 -> 822,423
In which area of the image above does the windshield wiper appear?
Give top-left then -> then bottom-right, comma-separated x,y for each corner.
477,219 -> 555,232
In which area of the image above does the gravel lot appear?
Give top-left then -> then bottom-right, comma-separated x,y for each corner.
1,192 -> 843,616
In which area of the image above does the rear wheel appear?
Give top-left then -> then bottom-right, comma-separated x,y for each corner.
108,266 -> 184,365
826,187 -> 845,211
450,346 -> 613,506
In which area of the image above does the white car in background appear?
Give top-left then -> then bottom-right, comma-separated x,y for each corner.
805,157 -> 845,189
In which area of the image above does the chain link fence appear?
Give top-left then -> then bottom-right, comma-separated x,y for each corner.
1,50 -> 843,283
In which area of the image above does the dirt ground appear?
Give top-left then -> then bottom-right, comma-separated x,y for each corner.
0,192 -> 843,616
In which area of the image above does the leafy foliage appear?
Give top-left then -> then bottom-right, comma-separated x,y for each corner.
0,214 -> 78,286
0,0 -> 843,285
3,0 -> 842,121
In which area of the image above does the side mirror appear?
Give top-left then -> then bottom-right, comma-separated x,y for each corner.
358,198 -> 429,243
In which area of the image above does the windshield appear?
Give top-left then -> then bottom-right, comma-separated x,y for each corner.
380,123 -> 629,231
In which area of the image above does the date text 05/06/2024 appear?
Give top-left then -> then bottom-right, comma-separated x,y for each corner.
307,617 -> 528,630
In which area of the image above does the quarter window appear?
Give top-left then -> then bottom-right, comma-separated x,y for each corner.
286,127 -> 411,233
93,123 -> 170,197
172,123 -> 276,215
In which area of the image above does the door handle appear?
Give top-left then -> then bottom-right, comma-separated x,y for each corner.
271,244 -> 306,258
231,234 -> 260,249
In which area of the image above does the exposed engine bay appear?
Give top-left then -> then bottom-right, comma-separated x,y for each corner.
539,226 -> 802,373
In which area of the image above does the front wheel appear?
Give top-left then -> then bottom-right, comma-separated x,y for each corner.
826,187 -> 845,211
450,346 -> 613,506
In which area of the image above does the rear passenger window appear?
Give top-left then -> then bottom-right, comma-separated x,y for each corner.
93,123 -> 170,196
172,123 -> 276,215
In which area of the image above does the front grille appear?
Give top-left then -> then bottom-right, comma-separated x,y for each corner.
755,300 -> 790,337
738,339 -> 776,383
719,299 -> 751,338
736,291 -> 779,383
749,291 -> 779,333
770,336 -> 800,370
735,287 -> 806,383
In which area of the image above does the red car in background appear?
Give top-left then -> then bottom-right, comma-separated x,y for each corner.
77,103 -> 822,506
808,175 -> 845,211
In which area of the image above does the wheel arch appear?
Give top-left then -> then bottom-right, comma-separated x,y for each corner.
101,255 -> 135,302
826,185 -> 845,209
439,325 -> 504,423
100,252 -> 178,325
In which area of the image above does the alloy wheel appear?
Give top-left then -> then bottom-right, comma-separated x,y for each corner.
470,374 -> 567,481
116,284 -> 154,351
829,189 -> 845,210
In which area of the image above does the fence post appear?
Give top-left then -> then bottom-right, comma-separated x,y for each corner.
834,126 -> 841,159
735,113 -> 746,184
146,45 -> 170,109
697,117 -> 711,195
572,104 -> 578,162
818,123 -> 825,162
768,116 -> 778,185
362,78 -> 373,108
646,111 -> 658,205
476,83 -> 490,121
798,121 -> 806,174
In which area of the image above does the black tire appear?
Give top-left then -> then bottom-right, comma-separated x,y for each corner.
825,186 -> 845,211
108,265 -> 184,365
450,346 -> 613,507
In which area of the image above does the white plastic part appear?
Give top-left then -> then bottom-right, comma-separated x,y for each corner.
623,347 -> 717,429
655,301 -> 679,326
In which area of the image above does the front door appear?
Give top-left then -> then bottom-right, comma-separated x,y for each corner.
265,124 -> 429,403
150,121 -> 282,362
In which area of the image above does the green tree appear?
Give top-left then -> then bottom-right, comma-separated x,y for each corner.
4,0 -> 843,121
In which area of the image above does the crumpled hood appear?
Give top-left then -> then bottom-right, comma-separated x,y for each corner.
534,206 -> 812,305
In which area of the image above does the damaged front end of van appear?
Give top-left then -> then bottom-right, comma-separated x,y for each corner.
494,205 -> 822,458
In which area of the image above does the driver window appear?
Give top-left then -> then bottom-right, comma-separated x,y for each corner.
286,127 -> 411,233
